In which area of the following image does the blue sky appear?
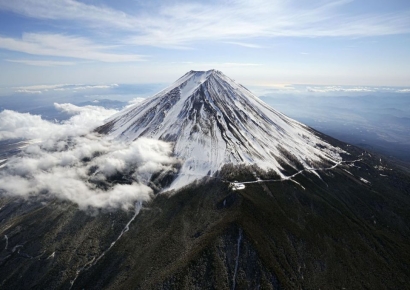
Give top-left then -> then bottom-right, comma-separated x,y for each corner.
0,0 -> 409,87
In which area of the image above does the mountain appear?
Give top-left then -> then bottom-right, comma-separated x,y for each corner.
1,70 -> 410,289
97,70 -> 344,190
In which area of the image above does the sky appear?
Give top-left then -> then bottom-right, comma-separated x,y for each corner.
0,0 -> 409,87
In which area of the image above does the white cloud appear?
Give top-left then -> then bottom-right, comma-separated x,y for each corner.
13,83 -> 119,94
14,89 -> 43,94
126,0 -> 410,48
253,84 -> 410,96
0,0 -> 409,50
0,0 -> 142,30
0,33 -> 146,62
5,59 -> 76,66
14,84 -> 71,91
305,86 -> 410,94
0,104 -> 176,210
306,86 -> 376,93
224,41 -> 265,48
0,103 -> 117,141
73,84 -> 119,90
125,97 -> 146,109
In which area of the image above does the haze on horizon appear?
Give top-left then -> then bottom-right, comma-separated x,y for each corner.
0,0 -> 409,87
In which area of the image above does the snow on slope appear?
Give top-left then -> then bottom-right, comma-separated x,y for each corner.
97,70 -> 344,190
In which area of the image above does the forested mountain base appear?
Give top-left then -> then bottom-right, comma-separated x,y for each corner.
1,143 -> 409,289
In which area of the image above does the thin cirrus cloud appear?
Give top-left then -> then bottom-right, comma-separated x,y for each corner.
0,0 -> 142,29
112,1 -> 410,48
13,83 -> 119,94
224,41 -> 265,49
0,0 -> 409,50
5,59 -> 76,66
0,33 -> 146,62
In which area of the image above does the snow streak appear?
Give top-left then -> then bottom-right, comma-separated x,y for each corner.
3,235 -> 7,250
98,70 -> 345,191
232,228 -> 242,290
70,201 -> 142,289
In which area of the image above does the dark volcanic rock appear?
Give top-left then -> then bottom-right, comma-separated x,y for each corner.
0,142 -> 410,289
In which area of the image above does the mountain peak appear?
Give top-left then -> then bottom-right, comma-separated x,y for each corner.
176,69 -> 226,92
179,69 -> 231,88
97,70 -> 345,191
187,69 -> 220,75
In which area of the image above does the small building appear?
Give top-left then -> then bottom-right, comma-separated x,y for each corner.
231,182 -> 245,190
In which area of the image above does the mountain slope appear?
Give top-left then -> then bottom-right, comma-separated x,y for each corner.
1,70 -> 410,289
97,70 -> 344,190
1,144 -> 410,290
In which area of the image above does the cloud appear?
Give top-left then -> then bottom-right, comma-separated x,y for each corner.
13,83 -> 119,94
254,84 -> 410,96
5,59 -> 76,66
0,104 -> 176,210
14,84 -> 71,91
0,103 -> 117,141
126,0 -> 410,48
14,89 -> 43,94
125,97 -> 146,109
0,0 -> 409,50
224,41 -> 265,48
0,33 -> 146,62
305,86 -> 410,94
306,86 -> 376,93
0,0 -> 142,30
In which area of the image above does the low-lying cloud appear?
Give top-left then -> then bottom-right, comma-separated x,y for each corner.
13,83 -> 119,94
254,84 -> 410,97
0,103 -> 176,210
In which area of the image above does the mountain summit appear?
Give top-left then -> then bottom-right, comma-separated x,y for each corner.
97,70 -> 344,189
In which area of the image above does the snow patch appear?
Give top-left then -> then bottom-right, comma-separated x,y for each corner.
360,177 -> 371,184
99,70 -> 345,192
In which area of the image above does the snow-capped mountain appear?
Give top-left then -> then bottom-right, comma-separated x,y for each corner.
2,71 -> 410,290
97,70 -> 344,190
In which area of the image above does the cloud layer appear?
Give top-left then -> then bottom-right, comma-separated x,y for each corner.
12,83 -> 119,94
0,103 -> 176,210
0,0 -> 409,58
252,84 -> 410,96
0,33 -> 146,62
